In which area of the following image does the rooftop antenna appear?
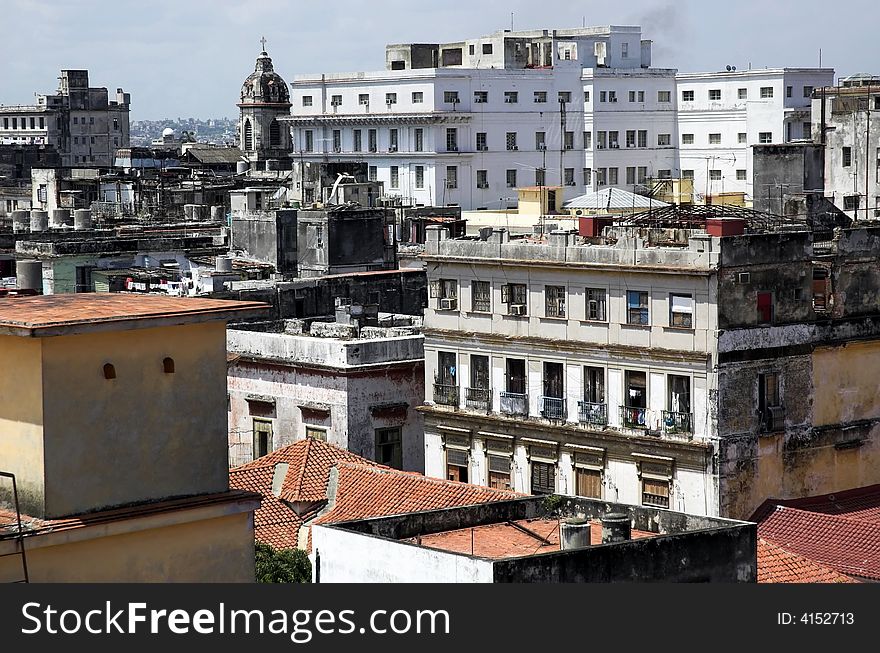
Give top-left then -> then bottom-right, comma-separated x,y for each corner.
510,12 -> 514,31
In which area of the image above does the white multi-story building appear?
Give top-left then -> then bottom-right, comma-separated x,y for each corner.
281,26 -> 833,210
0,70 -> 130,167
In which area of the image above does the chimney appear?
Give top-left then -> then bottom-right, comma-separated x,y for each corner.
271,463 -> 289,497
559,517 -> 592,550
601,512 -> 631,544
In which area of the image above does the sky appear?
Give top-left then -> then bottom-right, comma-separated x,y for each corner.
1,0 -> 877,120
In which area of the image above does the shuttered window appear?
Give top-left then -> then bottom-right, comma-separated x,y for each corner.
531,461 -> 555,495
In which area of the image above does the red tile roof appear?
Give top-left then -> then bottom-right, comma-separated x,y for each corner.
751,484 -> 880,525
0,294 -> 268,337
757,506 -> 880,580
229,439 -> 518,551
757,538 -> 855,584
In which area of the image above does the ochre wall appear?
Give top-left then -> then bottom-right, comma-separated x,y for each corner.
0,511 -> 255,583
812,342 -> 880,426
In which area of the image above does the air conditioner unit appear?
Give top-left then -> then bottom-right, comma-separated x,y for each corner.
448,145 -> 459,152
449,97 -> 460,104
738,272 -> 751,284
509,304 -> 527,316
538,144 -> 547,151
386,100 -> 394,105
597,145 -> 606,150
610,144 -> 619,149
510,145 -> 518,150
446,182 -> 456,189
388,146 -> 398,152
477,145 -> 488,151
333,147 -> 342,153
477,183 -> 489,188
505,97 -> 516,103
566,181 -> 576,186
439,298 -> 458,310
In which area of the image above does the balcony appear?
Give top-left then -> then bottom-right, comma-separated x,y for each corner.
433,383 -> 459,408
540,396 -> 566,421
620,405 -> 648,429
465,387 -> 492,413
661,411 -> 693,438
500,391 -> 528,417
578,401 -> 607,427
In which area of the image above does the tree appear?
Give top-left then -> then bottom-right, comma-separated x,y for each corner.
255,542 -> 311,583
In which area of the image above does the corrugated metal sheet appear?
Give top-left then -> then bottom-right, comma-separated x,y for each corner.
563,188 -> 669,210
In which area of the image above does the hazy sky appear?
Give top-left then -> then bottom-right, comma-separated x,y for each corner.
1,0 -> 877,120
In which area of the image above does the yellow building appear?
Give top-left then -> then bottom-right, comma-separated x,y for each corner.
0,294 -> 267,582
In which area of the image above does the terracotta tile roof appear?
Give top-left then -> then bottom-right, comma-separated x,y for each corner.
0,294 -> 268,337
408,518 -> 655,560
751,484 -> 880,525
229,439 -> 517,551
757,506 -> 880,580
757,538 -> 856,583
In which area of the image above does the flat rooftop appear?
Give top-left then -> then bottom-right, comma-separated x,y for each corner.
0,294 -> 269,337
407,517 -> 655,559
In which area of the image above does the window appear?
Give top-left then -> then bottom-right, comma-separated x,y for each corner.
627,290 -> 649,325
504,91 -> 518,103
444,91 -> 459,104
531,461 -> 556,495
487,455 -> 512,491
709,133 -> 721,145
669,294 -> 694,328
803,122 -> 811,139
446,165 -> 458,189
359,93 -> 370,105
545,285 -> 566,318
760,86 -> 774,98
803,86 -> 814,98
415,165 -> 424,189
390,166 -> 399,189
446,448 -> 468,483
658,90 -> 671,103
506,168 -> 517,188
74,136 -> 79,145
412,91 -> 424,103
758,372 -> 783,431
626,166 -> 636,185
736,169 -> 747,181
658,133 -> 671,146
600,91 -> 607,103
476,132 -> 487,151
535,168 -> 546,186
302,95 -> 313,107
535,131 -> 546,150
375,428 -> 402,469
596,167 -> 607,186
682,133 -> 694,145
621,42 -> 629,58
332,129 -> 341,151
73,116 -> 78,124
626,130 -> 636,148
253,419 -> 273,460
759,131 -> 773,143
709,169 -> 722,180
682,169 -> 694,180
474,90 -> 488,103
368,166 -> 377,181
843,195 -> 860,211
2,118 -> 6,129
609,131 -> 619,149
629,90 -> 636,103
75,266 -> 93,293
584,366 -> 605,405
576,468 -> 602,499
446,127 -> 458,151
534,91 -> 547,103
757,291 -> 773,323
468,44 -> 475,55
471,280 -> 491,312
738,132 -> 748,144
476,169 -> 488,188
586,288 -> 606,321
89,116 -> 94,125
738,88 -> 748,100
638,90 -> 645,102
542,364 -> 565,414
365,128 -> 375,152
608,167 -> 618,185
90,136 -> 95,144
502,283 -> 527,314
305,426 -> 326,441
596,131 -> 607,149
482,43 -> 492,55
842,146 -> 852,167
583,90 -> 591,103
642,477 -> 670,508
506,131 -> 517,150
304,130 -> 314,152
414,128 -> 423,152
682,90 -> 694,102
637,130 -> 647,148
506,358 -> 527,396
582,131 -> 591,149
583,167 -> 592,185
385,92 -> 397,105
564,167 -> 575,186
563,131 -> 574,150
558,91 -> 571,103
709,89 -> 721,101
608,91 -> 617,103
330,94 -> 342,107
786,85 -> 792,98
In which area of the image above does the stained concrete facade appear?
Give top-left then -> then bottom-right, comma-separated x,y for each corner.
421,221 -> 880,520
227,319 -> 425,471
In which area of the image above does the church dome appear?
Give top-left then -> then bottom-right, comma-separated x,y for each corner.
239,49 -> 290,106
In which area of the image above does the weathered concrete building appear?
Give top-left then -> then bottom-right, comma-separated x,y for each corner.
0,69 -> 130,167
419,208 -> 880,520
0,294 -> 267,582
311,494 -> 756,582
812,73 -> 880,221
227,314 -> 425,470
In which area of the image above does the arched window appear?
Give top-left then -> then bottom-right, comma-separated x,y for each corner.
269,119 -> 281,147
163,357 -> 175,374
103,363 -> 116,379
243,119 -> 253,151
